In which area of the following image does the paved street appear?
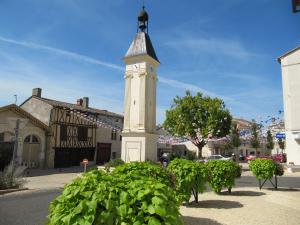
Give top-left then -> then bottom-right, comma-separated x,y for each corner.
0,189 -> 60,225
0,167 -> 300,225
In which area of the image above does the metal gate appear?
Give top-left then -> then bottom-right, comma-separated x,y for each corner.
0,142 -> 14,171
54,148 -> 95,168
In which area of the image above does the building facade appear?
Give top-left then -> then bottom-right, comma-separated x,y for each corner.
278,46 -> 300,165
21,88 -> 123,168
0,104 -> 48,170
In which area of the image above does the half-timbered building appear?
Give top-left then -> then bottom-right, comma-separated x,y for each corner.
21,88 -> 123,168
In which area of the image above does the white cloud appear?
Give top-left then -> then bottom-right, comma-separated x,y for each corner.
0,36 -> 124,71
164,36 -> 257,60
158,76 -> 234,102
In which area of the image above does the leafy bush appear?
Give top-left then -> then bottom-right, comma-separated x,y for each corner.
0,163 -> 26,190
48,168 -> 183,225
104,159 -> 125,172
274,162 -> 284,176
112,161 -> 174,188
235,163 -> 242,178
167,158 -> 207,203
184,151 -> 196,161
249,158 -> 276,180
206,160 -> 238,193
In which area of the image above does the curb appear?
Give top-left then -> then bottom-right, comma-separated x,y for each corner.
0,187 -> 29,195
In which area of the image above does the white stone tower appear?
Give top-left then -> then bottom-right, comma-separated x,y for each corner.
121,6 -> 160,162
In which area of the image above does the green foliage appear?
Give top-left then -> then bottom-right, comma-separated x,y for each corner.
266,130 -> 274,150
249,158 -> 276,180
104,159 -> 125,172
48,166 -> 183,225
184,151 -> 196,161
167,159 -> 207,203
0,163 -> 26,190
235,163 -> 242,178
112,162 -> 173,188
278,138 -> 285,150
230,122 -> 241,148
206,160 -> 238,193
274,162 -> 284,176
163,91 -> 232,158
250,121 -> 261,149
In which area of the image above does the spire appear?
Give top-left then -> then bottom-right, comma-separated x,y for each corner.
124,4 -> 159,62
138,5 -> 149,33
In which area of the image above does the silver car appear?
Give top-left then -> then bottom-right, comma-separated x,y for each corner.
205,155 -> 231,162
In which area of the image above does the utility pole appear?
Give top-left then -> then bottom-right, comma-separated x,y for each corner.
12,119 -> 20,170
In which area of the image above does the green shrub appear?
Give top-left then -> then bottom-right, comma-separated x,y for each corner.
104,159 -> 125,172
47,168 -> 183,225
249,158 -> 276,180
167,158 -> 207,203
0,164 -> 26,190
206,160 -> 238,193
112,161 -> 174,188
274,162 -> 284,176
235,163 -> 242,178
184,151 -> 196,161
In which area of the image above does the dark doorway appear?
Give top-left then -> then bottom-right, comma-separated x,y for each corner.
0,142 -> 14,171
96,143 -> 111,165
54,148 -> 95,168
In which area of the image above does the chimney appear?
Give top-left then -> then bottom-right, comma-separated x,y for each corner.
32,88 -> 42,98
77,98 -> 83,106
82,97 -> 89,108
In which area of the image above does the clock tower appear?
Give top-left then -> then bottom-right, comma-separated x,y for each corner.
121,6 -> 160,162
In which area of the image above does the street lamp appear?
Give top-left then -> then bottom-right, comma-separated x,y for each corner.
292,0 -> 300,13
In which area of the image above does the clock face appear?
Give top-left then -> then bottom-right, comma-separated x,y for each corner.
133,64 -> 139,71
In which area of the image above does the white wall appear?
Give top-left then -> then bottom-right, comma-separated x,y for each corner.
280,48 -> 300,165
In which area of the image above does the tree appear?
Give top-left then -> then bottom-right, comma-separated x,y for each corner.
278,138 -> 285,151
266,130 -> 274,150
250,120 -> 260,153
163,91 -> 232,158
230,122 -> 241,152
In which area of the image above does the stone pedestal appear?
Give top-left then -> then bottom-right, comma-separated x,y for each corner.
121,132 -> 158,162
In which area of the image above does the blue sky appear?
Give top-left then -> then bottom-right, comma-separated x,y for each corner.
0,0 -> 299,124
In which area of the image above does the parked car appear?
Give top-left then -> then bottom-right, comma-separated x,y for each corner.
272,154 -> 287,163
258,155 -> 272,159
205,155 -> 231,162
245,155 -> 256,162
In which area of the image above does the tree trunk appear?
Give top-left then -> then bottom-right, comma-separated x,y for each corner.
197,146 -> 203,159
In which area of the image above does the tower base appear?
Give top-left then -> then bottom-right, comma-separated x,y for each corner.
121,132 -> 158,162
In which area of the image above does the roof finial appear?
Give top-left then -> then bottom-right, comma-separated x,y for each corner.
138,2 -> 148,33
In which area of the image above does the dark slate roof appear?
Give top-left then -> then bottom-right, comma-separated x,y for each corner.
125,32 -> 159,62
31,97 -> 124,119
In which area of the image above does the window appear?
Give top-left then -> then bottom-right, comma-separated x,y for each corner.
60,125 -> 67,141
24,135 -> 31,143
111,130 -> 117,141
0,133 -> 4,142
31,135 -> 39,143
24,135 -> 39,143
78,127 -> 88,141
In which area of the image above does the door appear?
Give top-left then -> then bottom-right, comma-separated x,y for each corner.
0,142 -> 14,171
96,143 -> 111,164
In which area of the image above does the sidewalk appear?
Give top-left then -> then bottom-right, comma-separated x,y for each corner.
23,165 -> 98,190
